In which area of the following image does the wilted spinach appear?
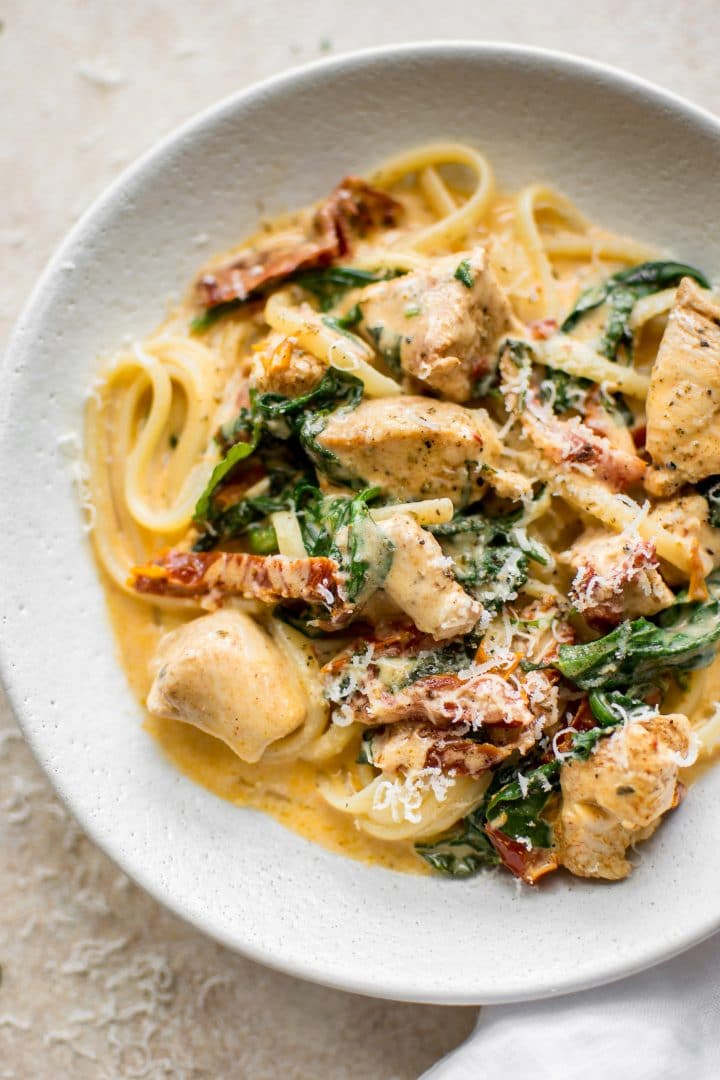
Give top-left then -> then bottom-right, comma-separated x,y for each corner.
551,595 -> 720,692
294,266 -> 406,311
416,811 -> 500,877
193,367 -> 366,539
561,260 -> 709,360
293,484 -> 393,604
540,366 -> 592,414
698,477 -> 720,528
431,509 -> 548,610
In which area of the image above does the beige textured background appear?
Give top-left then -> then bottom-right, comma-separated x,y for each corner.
3,3 -> 720,1076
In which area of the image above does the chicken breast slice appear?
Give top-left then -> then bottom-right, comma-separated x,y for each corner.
147,609 -> 306,763
365,721 -> 511,776
377,513 -> 483,640
646,278 -> 720,495
522,396 -> 645,492
316,395 -> 530,505
565,528 -> 675,626
252,332 -> 326,398
557,711 -> 693,880
647,493 -> 720,583
358,247 -> 514,401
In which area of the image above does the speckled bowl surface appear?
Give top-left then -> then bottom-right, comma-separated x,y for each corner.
2,42 -> 720,1004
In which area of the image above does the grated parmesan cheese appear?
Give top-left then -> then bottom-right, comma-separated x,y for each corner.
371,768 -> 457,824
323,645 -> 375,727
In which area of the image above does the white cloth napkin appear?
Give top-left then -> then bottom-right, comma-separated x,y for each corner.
423,933 -> 720,1079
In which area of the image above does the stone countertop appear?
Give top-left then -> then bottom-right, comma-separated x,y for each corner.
2,2 -> 719,1076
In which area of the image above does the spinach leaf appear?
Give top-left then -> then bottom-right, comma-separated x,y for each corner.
193,428 -> 260,523
193,487 -> 292,551
484,761 -> 559,848
454,545 -> 529,610
294,484 -> 393,603
364,324 -> 403,377
294,266 -> 406,311
251,365 -> 363,423
559,689 -> 651,757
416,812 -> 500,877
587,689 -> 651,728
253,367 -> 365,485
321,304 -> 363,332
698,477 -> 720,528
428,508 -> 549,557
561,261 -> 709,360
431,509 -> 549,610
189,299 -> 244,335
540,367 -> 592,414
193,368 -> 365,534
553,597 -> 720,691
599,386 -> 635,428
396,637 -> 481,689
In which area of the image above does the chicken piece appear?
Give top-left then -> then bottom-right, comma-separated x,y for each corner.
648,493 -> 720,583
358,247 -> 514,401
377,514 -> 482,640
347,669 -> 544,734
251,333 -> 326,398
646,278 -> 720,495
324,639 -> 558,753
365,721 -> 511,776
523,397 -> 645,491
131,550 -> 346,611
196,177 -> 401,308
147,610 -> 306,762
316,395 -> 530,506
557,711 -> 693,880
566,529 -> 675,627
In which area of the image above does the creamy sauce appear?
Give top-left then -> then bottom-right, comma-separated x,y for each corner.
103,578 -> 426,874
671,651 -> 720,787
106,571 -> 720,868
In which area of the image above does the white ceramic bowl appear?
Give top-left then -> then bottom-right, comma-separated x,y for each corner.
3,42 -> 720,1005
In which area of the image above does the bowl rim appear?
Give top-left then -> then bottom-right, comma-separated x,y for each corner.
3,39 -> 720,1004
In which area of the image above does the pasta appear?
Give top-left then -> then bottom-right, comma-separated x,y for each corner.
85,143 -> 720,886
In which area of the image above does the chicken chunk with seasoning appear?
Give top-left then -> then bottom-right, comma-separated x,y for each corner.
147,610 -> 306,762
646,278 -> 720,495
251,333 -> 326,398
558,711 -> 693,880
357,247 -> 514,402
647,493 -> 720,583
566,528 -> 675,627
522,396 -> 645,492
316,395 -> 530,505
365,722 -> 511,776
377,513 -> 483,640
